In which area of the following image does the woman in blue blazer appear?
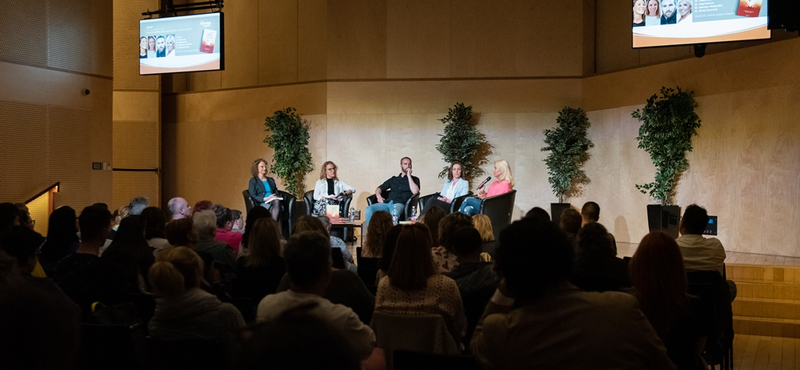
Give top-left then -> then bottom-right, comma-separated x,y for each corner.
248,158 -> 281,222
421,162 -> 469,215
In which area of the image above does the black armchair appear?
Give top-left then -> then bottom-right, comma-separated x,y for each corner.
303,190 -> 353,218
243,189 -> 298,238
418,192 -> 473,214
367,190 -> 420,221
479,190 -> 517,241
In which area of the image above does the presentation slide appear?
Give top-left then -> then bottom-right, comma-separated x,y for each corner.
139,13 -> 223,75
632,0 -> 770,48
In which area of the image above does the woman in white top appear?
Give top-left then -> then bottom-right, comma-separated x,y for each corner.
313,161 -> 355,216
677,0 -> 692,23
421,162 -> 469,215
645,0 -> 661,26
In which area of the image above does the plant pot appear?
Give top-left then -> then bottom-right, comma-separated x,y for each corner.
646,204 -> 681,238
550,203 -> 572,224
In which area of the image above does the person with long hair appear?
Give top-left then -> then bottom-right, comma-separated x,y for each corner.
159,217 -> 198,259
139,36 -> 148,58
102,215 -> 155,292
312,161 -> 355,216
458,160 -> 514,216
141,206 -> 169,251
39,206 -> 79,277
629,232 -> 708,369
147,36 -> 156,58
572,223 -> 629,293
375,224 -> 402,284
420,205 -> 445,246
233,218 -> 285,300
645,0 -> 661,26
248,158 -> 282,223
148,247 -> 245,341
677,0 -> 692,23
374,223 -> 466,342
431,212 -> 473,273
240,206 -> 270,257
362,211 -> 392,258
633,0 -> 646,27
421,162 -> 469,215
472,214 -> 496,256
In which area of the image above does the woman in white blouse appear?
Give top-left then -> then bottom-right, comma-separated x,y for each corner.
421,162 -> 469,215
313,161 -> 355,216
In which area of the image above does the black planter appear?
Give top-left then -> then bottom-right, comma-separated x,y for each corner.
646,204 -> 681,238
550,203 -> 572,224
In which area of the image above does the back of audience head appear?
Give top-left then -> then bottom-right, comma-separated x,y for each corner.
0,202 -> 20,231
524,207 -> 551,224
149,246 -> 204,299
559,208 -> 582,235
242,206 -> 270,248
364,210 -> 393,257
388,223 -> 436,291
438,212 -> 473,251
581,201 -> 600,224
17,207 -> 35,231
213,204 -> 233,229
167,197 -> 190,219
680,204 -> 709,235
164,218 -> 197,248
495,217 -> 573,304
110,215 -> 148,246
141,206 -> 166,240
472,214 -> 494,242
451,226 -> 483,260
293,215 -> 328,237
576,222 -> 615,259
0,226 -> 43,274
284,231 -> 331,290
192,200 -> 214,216
377,225 -> 403,271
231,209 -> 243,229
46,206 -> 79,242
234,306 -> 361,370
420,205 -> 445,245
629,231 -> 689,338
79,206 -> 113,245
317,215 -> 332,232
192,210 -> 218,240
128,196 -> 149,216
245,218 -> 281,268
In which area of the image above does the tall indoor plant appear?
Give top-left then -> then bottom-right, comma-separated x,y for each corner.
435,102 -> 490,184
632,86 -> 701,237
541,106 -> 594,221
263,107 -> 314,199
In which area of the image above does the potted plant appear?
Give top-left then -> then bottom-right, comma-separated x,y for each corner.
263,107 -> 314,199
541,106 -> 594,222
435,102 -> 491,185
632,86 -> 701,237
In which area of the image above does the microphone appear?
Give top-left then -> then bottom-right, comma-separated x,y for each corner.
477,176 -> 492,190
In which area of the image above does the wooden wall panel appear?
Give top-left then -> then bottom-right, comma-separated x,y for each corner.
0,0 -> 47,67
298,0 -> 328,82
386,0 -> 451,79
221,0 -> 260,89
259,0 -> 299,85
0,102 -> 49,201
326,0 -> 387,80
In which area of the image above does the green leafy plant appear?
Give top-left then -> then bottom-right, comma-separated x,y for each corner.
435,102 -> 490,183
541,107 -> 594,203
632,86 -> 701,205
263,107 -> 314,199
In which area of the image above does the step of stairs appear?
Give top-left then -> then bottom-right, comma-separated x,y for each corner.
728,264 -> 800,338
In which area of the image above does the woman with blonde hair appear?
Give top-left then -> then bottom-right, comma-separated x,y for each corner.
472,214 -> 497,257
233,218 -> 285,300
458,159 -> 514,216
312,161 -> 355,216
148,247 -> 244,340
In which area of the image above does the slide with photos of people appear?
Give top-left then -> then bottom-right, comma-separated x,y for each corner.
632,0 -> 769,48
139,13 -> 222,75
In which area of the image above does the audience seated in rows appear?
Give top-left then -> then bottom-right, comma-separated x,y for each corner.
431,212 -> 473,273
470,217 -> 674,369
214,204 -> 243,255
375,223 -> 467,344
318,215 -> 357,273
148,246 -> 245,342
571,222 -> 629,293
444,226 -> 499,350
232,217 -> 285,301
581,201 -> 617,254
141,206 -> 170,251
54,206 -> 131,318
257,231 -> 382,368
630,231 -> 710,370
102,215 -> 155,292
192,210 -> 237,273
362,210 -> 392,258
39,206 -> 79,277
167,197 -> 191,220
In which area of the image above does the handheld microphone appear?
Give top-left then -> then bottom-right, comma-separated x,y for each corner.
477,176 -> 492,190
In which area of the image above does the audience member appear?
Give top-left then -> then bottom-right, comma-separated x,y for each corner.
141,206 -> 169,251
318,215 -> 357,273
676,204 -> 724,275
431,212 -> 473,273
15,203 -> 37,231
362,210 -> 392,258
192,210 -> 237,273
580,201 -> 618,253
106,205 -> 130,241
240,206 -> 270,255
364,157 -> 420,224
558,208 -> 582,244
232,218 -> 285,300
167,197 -> 191,220
257,231 -> 380,365
445,226 -> 499,350
630,232 -> 709,370
54,206 -> 130,318
472,214 -> 496,256
102,215 -> 156,292
160,217 -> 198,259
214,204 -> 243,254
572,223 -> 629,292
471,217 -> 674,369
148,247 -> 245,342
192,200 -> 214,216
524,206 -> 551,223
39,206 -> 80,276
0,226 -> 75,304
129,196 -> 149,216
375,223 -> 467,342
375,225 -> 403,283
231,209 -> 244,232
420,205 -> 445,246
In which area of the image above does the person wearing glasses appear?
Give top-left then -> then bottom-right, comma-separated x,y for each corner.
312,161 -> 355,216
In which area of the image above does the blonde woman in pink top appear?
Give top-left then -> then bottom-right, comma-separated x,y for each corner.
458,160 -> 514,216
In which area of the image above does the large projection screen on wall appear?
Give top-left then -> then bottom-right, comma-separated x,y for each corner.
139,12 -> 224,75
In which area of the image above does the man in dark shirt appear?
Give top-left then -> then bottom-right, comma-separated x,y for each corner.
54,206 -> 130,318
660,0 -> 677,24
364,157 -> 420,225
